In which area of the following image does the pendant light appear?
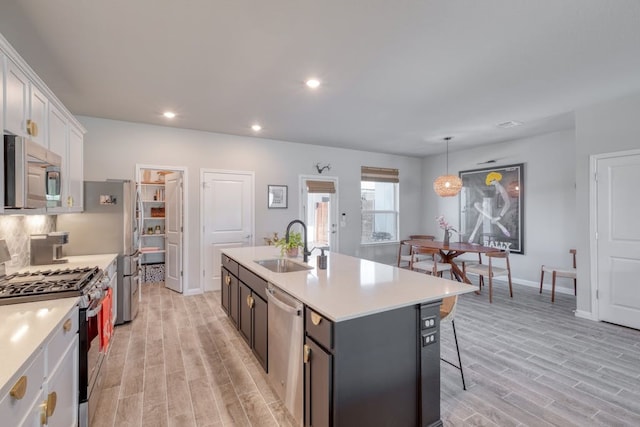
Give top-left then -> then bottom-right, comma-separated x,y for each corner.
433,137 -> 462,197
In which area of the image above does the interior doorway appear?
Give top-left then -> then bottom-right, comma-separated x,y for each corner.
592,150 -> 640,329
299,176 -> 339,252
136,164 -> 187,294
201,169 -> 255,292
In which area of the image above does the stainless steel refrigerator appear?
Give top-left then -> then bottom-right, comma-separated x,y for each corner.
58,180 -> 140,324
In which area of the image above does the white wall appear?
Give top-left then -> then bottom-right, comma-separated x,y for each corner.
76,116 -> 424,293
422,130 -> 577,289
574,91 -> 640,315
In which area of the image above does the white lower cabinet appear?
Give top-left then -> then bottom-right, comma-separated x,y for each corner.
0,349 -> 45,426
0,305 -> 79,427
44,335 -> 78,427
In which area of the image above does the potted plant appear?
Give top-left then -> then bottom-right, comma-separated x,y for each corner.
275,231 -> 303,257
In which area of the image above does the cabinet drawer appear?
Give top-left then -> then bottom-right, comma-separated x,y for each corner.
305,307 -> 333,351
0,348 -> 45,425
222,255 -> 239,277
239,266 -> 267,301
46,305 -> 79,374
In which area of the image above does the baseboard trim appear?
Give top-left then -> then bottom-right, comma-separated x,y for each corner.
574,310 -> 597,321
183,288 -> 203,296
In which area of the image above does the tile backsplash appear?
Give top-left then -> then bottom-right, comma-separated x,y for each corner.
0,215 -> 56,270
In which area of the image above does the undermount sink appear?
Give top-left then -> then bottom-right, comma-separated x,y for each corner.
254,258 -> 313,273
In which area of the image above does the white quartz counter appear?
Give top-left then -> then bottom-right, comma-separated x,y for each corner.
222,246 -> 476,322
0,297 -> 79,397
10,253 -> 118,274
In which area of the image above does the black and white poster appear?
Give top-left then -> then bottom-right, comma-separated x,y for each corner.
459,164 -> 524,254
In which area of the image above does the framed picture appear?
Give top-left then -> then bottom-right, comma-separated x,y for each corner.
268,185 -> 288,209
459,163 -> 524,254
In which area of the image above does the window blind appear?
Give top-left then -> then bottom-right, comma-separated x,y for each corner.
306,180 -> 336,193
361,166 -> 399,183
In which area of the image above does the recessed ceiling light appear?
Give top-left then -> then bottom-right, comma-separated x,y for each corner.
497,120 -> 522,129
251,124 -> 262,132
163,111 -> 176,119
305,78 -> 321,89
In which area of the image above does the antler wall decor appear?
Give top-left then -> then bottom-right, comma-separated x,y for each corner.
315,163 -> 331,174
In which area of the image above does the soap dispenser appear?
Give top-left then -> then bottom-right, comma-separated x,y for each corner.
317,247 -> 327,270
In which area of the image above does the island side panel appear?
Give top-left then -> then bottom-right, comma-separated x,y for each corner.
332,302 -> 441,427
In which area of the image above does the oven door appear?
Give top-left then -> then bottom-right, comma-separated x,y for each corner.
80,296 -> 108,427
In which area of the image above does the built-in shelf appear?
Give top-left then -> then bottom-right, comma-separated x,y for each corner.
140,249 -> 166,255
140,182 -> 165,185
142,234 -> 165,237
142,199 -> 165,203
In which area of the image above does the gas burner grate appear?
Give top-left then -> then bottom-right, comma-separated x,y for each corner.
0,266 -> 101,301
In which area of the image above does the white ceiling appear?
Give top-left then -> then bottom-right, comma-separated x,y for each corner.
1,0 -> 639,157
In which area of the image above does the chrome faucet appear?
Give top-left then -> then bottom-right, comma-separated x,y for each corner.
285,219 -> 311,263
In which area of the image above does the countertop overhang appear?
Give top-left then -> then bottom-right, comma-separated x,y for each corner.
221,246 -> 476,322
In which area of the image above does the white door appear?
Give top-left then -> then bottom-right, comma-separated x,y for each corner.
165,172 -> 183,293
300,176 -> 339,252
596,152 -> 640,329
202,171 -> 254,291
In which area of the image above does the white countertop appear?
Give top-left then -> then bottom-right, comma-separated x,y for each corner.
0,297 -> 79,397
222,246 -> 476,322
10,253 -> 118,274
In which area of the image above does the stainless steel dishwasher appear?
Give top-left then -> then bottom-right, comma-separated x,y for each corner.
267,283 -> 304,425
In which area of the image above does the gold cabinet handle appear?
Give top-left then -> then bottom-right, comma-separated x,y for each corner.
39,391 -> 57,426
310,311 -> 323,326
303,344 -> 311,364
10,376 -> 27,400
27,119 -> 39,137
67,196 -> 73,207
225,275 -> 231,285
47,392 -> 57,418
63,318 -> 72,332
246,295 -> 254,308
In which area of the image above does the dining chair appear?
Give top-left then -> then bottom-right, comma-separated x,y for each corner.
463,251 -> 513,303
397,235 -> 435,268
410,246 -> 453,278
539,249 -> 576,303
440,295 -> 466,390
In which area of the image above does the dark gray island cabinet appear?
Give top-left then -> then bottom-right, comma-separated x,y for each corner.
303,302 -> 442,427
220,247 -> 474,427
221,254 -> 268,371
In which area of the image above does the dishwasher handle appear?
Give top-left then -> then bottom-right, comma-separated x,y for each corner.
267,289 -> 302,316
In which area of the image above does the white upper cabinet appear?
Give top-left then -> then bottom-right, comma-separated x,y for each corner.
4,58 -> 28,137
48,104 -> 84,213
48,103 -> 68,214
1,31 -> 85,215
5,58 -> 49,145
67,125 -> 83,212
28,84 -> 48,146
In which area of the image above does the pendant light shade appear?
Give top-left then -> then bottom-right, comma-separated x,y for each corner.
433,174 -> 463,197
433,137 -> 462,197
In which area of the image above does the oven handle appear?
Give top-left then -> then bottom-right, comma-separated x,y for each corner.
86,299 -> 104,318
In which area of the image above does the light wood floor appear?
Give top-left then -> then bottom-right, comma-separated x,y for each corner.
93,280 -> 640,427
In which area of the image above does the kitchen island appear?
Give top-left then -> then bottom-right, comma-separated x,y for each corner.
221,246 -> 475,427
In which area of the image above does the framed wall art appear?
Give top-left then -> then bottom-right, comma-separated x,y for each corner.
268,185 -> 288,209
459,163 -> 524,254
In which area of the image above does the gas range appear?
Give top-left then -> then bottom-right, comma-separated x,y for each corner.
0,266 -> 104,307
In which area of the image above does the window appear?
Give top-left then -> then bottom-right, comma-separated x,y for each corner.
361,167 -> 399,244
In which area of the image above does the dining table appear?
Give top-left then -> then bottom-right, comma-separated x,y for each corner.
405,239 -> 498,284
